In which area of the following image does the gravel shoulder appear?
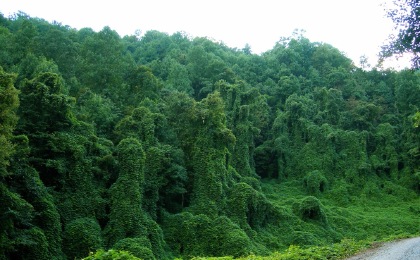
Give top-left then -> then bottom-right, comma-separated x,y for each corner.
346,237 -> 420,260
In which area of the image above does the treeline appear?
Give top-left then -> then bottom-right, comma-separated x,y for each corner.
0,12 -> 419,259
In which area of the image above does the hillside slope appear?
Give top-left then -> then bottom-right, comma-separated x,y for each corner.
0,13 -> 419,259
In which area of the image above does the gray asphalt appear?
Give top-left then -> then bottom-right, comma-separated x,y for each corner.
347,237 -> 420,260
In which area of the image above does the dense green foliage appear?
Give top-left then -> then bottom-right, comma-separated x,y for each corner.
0,12 -> 419,259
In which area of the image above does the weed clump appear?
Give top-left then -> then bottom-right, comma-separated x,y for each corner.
303,170 -> 328,195
293,196 -> 328,225
113,237 -> 155,260
162,212 -> 254,258
63,218 -> 103,259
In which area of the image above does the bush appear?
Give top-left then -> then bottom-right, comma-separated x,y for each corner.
303,170 -> 328,195
293,196 -> 328,225
163,213 -> 253,258
83,249 -> 140,260
114,237 -> 155,260
10,227 -> 51,260
205,216 -> 253,257
291,231 -> 321,246
62,218 -> 103,259
162,212 -> 212,257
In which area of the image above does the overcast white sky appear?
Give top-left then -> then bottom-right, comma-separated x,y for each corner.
0,0 -> 408,68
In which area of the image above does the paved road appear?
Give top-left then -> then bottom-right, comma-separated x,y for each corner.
347,237 -> 420,260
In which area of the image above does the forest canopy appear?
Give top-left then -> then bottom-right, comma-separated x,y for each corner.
0,12 -> 419,260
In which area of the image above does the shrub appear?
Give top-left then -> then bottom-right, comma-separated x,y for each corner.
205,216 -> 253,257
113,237 -> 155,260
83,249 -> 140,260
10,227 -> 51,260
303,170 -> 328,195
293,196 -> 328,225
62,217 -> 103,259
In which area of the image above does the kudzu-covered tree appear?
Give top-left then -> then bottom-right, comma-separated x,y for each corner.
62,218 -> 103,259
106,138 -> 169,259
216,80 -> 269,182
105,138 -> 146,245
189,92 -> 236,216
16,72 -> 74,179
0,67 -> 18,168
0,67 -> 64,259
0,67 -> 31,258
17,72 -> 108,225
115,104 -> 187,218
